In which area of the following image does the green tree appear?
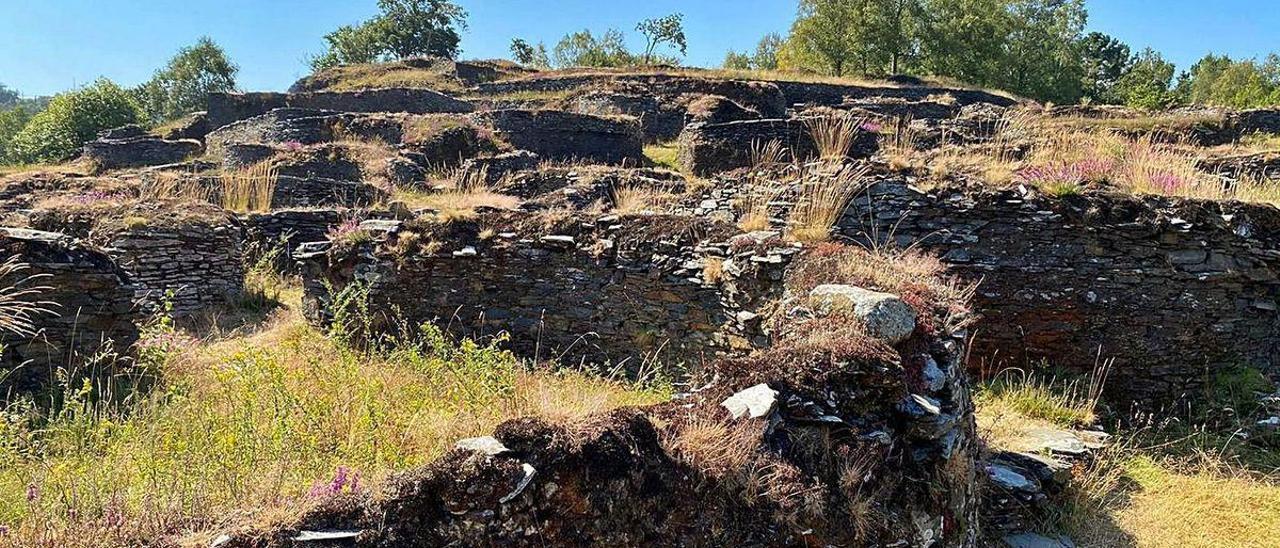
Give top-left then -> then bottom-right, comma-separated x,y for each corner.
915,0 -> 1009,86
0,105 -> 36,163
723,50 -> 754,70
785,0 -> 863,76
7,79 -> 143,164
552,29 -> 633,68
510,38 -> 550,68
1176,54 -> 1280,108
0,83 -> 18,109
753,33 -> 784,71
134,37 -> 238,123
311,0 -> 468,71
375,0 -> 468,60
311,24 -> 387,71
1001,0 -> 1087,104
1080,32 -> 1133,103
1114,48 -> 1177,110
636,13 -> 688,64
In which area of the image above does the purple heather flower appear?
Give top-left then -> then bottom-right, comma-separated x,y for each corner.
1149,172 -> 1186,194
25,484 -> 38,503
327,218 -> 364,241
283,140 -> 305,152
309,466 -> 363,498
860,121 -> 884,133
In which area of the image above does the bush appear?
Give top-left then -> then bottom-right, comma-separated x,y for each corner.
0,104 -> 36,164
7,79 -> 143,164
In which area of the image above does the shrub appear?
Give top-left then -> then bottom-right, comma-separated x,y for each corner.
0,104 -> 37,164
7,79 -> 143,164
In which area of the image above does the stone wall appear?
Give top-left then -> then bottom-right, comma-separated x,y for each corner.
242,208 -> 351,271
298,213 -> 791,371
838,180 -> 1280,405
0,229 -> 139,393
476,73 -> 788,118
207,89 -> 474,133
82,135 -> 202,170
678,118 -> 878,175
251,223 -> 982,548
206,109 -> 411,156
97,214 -> 246,317
471,110 -> 645,165
772,81 -> 1019,109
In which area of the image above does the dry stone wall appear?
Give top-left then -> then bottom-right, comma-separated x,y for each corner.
839,180 -> 1280,404
0,229 -> 139,393
96,215 -> 246,317
207,88 -> 474,132
470,110 -> 645,165
678,118 -> 878,175
298,214 -> 791,371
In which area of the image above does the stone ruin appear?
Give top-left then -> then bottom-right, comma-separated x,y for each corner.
0,228 -> 138,392
1,59 -> 1279,545
235,212 -> 982,547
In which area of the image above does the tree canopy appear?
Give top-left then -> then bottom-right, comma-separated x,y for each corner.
311,0 -> 468,71
134,37 -> 239,123
7,79 -> 143,164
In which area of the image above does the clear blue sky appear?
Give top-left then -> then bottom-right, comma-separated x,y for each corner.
1,0 -> 1278,97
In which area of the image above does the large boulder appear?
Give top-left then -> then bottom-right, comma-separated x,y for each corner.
809,284 -> 919,344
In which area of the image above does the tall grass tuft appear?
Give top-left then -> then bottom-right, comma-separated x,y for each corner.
805,114 -> 865,161
749,139 -> 789,169
0,255 -> 58,337
138,171 -> 215,204
220,161 -> 279,213
787,164 -> 870,242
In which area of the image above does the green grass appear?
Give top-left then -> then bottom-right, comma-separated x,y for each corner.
975,367 -> 1280,548
644,142 -> 681,172
0,301 -> 666,545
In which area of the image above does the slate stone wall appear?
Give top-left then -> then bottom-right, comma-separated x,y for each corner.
0,229 -> 139,392
298,214 -> 792,371
207,89 -> 474,133
100,216 -> 246,316
471,110 -> 645,165
838,181 -> 1280,404
677,118 -> 878,175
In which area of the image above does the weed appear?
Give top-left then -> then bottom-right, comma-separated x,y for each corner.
219,161 -> 278,213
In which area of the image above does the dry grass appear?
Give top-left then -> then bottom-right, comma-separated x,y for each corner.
804,114 -> 865,160
393,166 -> 521,221
878,117 -> 921,171
0,306 -> 665,545
702,257 -> 725,284
749,139 -> 789,169
219,161 -> 278,213
610,183 -> 675,214
303,61 -> 466,94
975,370 -> 1280,548
139,171 -> 215,203
734,183 -> 781,232
1233,174 -> 1280,205
787,163 -> 869,242
662,417 -> 763,479
0,255 -> 57,337
1100,456 -> 1280,548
